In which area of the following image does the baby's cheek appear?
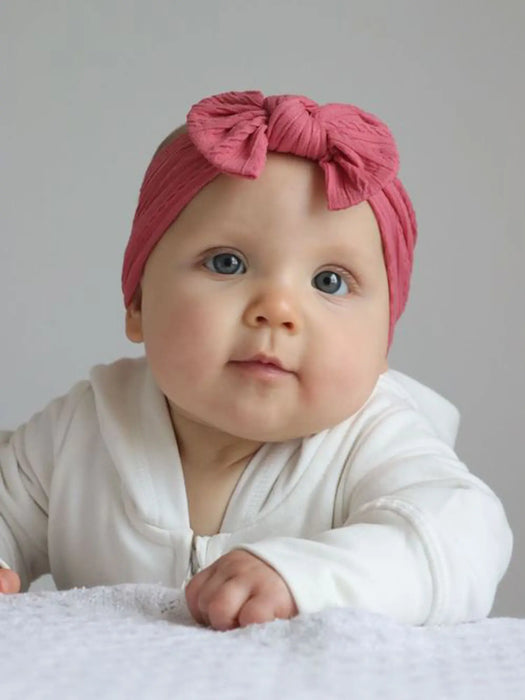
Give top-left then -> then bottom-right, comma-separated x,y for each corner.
166,302 -> 238,383
311,345 -> 372,416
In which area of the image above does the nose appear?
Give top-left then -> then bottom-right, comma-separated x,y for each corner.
242,285 -> 302,333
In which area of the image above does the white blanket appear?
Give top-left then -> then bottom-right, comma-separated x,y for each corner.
1,584 -> 524,699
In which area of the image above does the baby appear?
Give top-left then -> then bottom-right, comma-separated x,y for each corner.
0,90 -> 513,630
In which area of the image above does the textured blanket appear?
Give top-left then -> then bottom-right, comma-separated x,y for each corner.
1,584 -> 524,699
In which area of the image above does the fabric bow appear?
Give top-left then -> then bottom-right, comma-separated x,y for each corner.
187,90 -> 400,209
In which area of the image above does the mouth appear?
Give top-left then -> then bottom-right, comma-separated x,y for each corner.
229,353 -> 293,379
229,361 -> 290,379
247,353 -> 286,369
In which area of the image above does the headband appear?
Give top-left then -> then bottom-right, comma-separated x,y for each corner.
122,90 -> 417,346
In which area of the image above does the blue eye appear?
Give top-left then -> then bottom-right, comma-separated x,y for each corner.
312,271 -> 349,296
205,253 -> 245,275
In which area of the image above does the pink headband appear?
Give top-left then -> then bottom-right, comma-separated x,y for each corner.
122,90 -> 417,346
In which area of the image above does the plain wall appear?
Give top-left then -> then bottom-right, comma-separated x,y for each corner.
1,0 -> 523,615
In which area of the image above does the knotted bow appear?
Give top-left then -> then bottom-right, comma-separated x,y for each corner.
187,91 -> 399,209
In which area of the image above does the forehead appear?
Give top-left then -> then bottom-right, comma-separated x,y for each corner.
165,153 -> 383,260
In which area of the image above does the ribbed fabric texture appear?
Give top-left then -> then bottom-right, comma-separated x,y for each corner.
122,90 -> 418,346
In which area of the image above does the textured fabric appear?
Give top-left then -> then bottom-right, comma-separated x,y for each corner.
0,358 -> 512,625
1,583 -> 524,700
121,90 -> 417,346
186,92 -> 398,204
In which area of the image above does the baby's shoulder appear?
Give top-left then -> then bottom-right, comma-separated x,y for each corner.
29,356 -> 149,440
89,355 -> 148,387
364,369 -> 460,447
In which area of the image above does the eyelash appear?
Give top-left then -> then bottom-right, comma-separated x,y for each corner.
201,249 -> 357,294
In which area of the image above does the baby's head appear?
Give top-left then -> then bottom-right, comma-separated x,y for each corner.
122,91 -> 417,442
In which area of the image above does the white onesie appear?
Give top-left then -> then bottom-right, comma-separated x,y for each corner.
0,357 -> 512,625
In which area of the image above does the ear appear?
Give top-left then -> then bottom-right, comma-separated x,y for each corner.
125,287 -> 144,343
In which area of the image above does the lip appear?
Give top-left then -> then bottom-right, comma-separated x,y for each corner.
229,353 -> 293,378
243,353 -> 287,370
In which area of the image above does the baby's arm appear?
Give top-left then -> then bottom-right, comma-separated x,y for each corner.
203,403 -> 511,628
0,387 -> 81,592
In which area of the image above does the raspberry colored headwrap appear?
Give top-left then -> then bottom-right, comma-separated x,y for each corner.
122,90 -> 417,347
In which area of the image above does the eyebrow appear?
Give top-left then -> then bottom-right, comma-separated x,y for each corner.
311,235 -> 381,272
315,241 -> 366,259
184,218 -> 375,267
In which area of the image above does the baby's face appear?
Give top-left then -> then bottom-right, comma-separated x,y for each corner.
127,153 -> 389,442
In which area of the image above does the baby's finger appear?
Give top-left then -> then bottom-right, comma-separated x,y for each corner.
193,570 -> 228,624
237,595 -> 277,628
185,566 -> 215,625
204,578 -> 252,631
0,568 -> 21,594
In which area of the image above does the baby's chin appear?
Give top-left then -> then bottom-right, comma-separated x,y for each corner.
166,387 -> 375,443
219,410 -> 361,443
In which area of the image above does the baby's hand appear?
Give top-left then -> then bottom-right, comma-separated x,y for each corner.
185,550 -> 298,631
0,567 -> 21,594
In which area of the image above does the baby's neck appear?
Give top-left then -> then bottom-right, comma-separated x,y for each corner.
167,400 -> 262,477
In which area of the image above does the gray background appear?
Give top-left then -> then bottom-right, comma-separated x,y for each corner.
1,1 -> 523,617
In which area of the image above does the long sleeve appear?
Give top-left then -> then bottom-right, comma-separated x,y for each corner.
239,400 -> 513,626
0,381 -> 89,590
